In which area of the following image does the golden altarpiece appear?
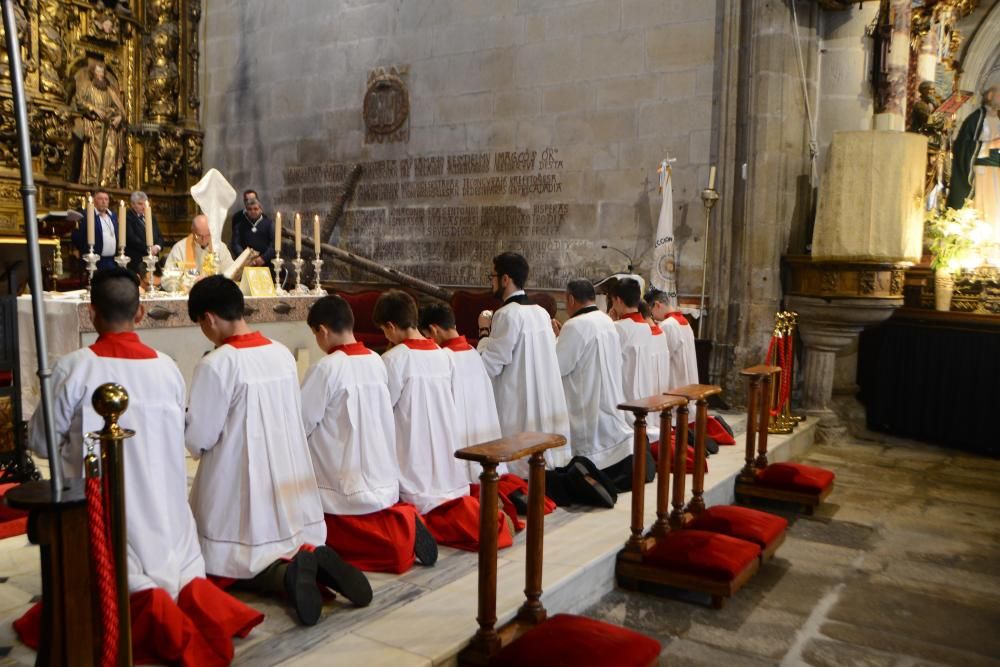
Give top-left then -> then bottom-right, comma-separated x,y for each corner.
0,0 -> 203,239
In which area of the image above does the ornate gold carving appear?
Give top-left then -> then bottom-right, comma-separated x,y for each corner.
890,269 -> 905,296
73,60 -> 128,187
0,0 -> 32,80
185,132 -> 202,175
145,0 -> 179,121
364,66 -> 410,144
147,128 -> 183,184
187,0 -> 201,114
859,271 -> 877,295
820,270 -> 838,293
38,0 -> 70,98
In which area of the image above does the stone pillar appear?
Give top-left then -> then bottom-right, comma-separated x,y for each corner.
873,0 -> 911,131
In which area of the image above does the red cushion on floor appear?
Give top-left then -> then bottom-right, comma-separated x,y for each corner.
490,613 -> 660,667
757,462 -> 834,494
643,529 -> 760,581
687,505 -> 787,550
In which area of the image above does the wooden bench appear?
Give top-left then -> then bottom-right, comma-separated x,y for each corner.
456,432 -> 660,667
735,366 -> 835,513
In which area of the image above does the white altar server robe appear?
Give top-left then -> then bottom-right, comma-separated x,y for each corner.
185,332 -> 326,579
615,313 -> 671,400
29,332 -> 204,598
662,315 -> 699,392
477,296 -> 572,476
441,336 -> 504,483
556,308 -> 633,470
300,342 -> 400,516
382,339 -> 469,514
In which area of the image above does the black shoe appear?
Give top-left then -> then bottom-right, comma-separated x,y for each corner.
509,489 -> 529,515
414,516 -> 438,566
687,426 -> 720,456
314,545 -> 373,607
567,461 -> 616,508
284,551 -> 322,625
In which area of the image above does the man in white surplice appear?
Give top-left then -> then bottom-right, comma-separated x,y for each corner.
476,252 -> 572,478
608,278 -> 671,404
21,268 -> 263,662
185,276 -> 371,626
556,279 -> 638,491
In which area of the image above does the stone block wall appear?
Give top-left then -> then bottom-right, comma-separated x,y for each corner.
200,0 -> 720,291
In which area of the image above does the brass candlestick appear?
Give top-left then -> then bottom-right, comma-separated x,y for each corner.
82,244 -> 99,301
698,187 -> 719,338
768,313 -> 794,435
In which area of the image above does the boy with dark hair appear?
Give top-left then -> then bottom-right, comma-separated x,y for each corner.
608,277 -> 671,402
302,295 -> 437,573
18,268 -> 264,663
186,276 -> 371,626
419,301 -> 504,483
376,290 -> 512,551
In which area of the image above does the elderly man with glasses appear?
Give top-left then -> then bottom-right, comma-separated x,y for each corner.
165,213 -> 234,275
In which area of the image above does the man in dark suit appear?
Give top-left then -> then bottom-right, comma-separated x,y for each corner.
230,196 -> 275,267
123,191 -> 165,274
70,189 -> 119,270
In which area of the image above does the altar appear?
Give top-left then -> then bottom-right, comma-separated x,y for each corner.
17,293 -> 324,418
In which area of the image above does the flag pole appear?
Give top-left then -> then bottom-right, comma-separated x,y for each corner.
2,0 -> 63,501
698,166 -> 719,339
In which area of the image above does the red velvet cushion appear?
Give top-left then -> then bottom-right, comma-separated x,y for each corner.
687,505 -> 787,550
757,462 -> 834,494
643,529 -> 760,581
450,290 -> 502,340
338,291 -> 383,334
490,614 -> 660,667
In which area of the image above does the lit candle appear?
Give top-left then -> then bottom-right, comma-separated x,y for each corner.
314,214 -> 321,256
708,165 -> 717,191
294,212 -> 302,255
117,200 -> 127,249
144,200 -> 154,247
275,211 -> 282,256
86,194 -> 95,246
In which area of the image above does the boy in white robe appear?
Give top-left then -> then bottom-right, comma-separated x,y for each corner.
375,290 -> 513,552
302,295 -> 437,573
476,252 -> 572,477
185,276 -> 371,625
557,279 -> 640,492
18,268 -> 263,665
418,301 -> 504,484
608,278 -> 671,401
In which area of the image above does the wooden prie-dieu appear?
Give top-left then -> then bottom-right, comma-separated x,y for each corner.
455,432 -> 660,667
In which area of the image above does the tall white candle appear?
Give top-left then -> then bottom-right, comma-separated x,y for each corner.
117,200 -> 127,248
86,195 -> 95,246
708,165 -> 717,191
275,211 -> 282,256
144,200 -> 154,247
314,214 -> 321,256
294,213 -> 302,255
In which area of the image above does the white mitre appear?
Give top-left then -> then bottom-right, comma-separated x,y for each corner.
190,168 -> 236,248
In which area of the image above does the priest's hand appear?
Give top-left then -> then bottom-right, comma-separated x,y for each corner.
551,318 -> 562,337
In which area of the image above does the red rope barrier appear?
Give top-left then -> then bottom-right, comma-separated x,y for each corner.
86,470 -> 119,667
783,331 -> 794,410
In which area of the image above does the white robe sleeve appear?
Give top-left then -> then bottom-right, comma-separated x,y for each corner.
165,240 -> 186,268
216,242 -> 235,273
28,358 -> 78,460
184,359 -> 233,459
477,308 -> 521,378
385,352 -> 404,407
299,362 -> 332,438
556,321 -> 586,378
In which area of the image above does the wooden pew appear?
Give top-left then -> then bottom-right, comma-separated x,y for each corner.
456,432 -> 660,667
735,366 -> 835,514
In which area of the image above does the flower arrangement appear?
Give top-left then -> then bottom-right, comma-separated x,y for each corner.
924,204 -> 988,272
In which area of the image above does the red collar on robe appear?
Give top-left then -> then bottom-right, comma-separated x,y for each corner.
399,338 -> 439,351
621,311 -> 663,335
89,331 -> 157,359
666,312 -> 690,326
328,342 -> 371,356
441,336 -> 473,352
222,331 -> 271,349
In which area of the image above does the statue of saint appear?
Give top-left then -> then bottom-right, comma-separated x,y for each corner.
948,84 -> 1000,242
73,61 -> 127,187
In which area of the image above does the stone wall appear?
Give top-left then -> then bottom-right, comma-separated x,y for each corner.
200,0 -> 720,291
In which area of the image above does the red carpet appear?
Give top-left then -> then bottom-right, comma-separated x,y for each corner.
0,483 -> 28,539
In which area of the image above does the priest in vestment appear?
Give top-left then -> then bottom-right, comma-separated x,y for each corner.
375,290 -> 513,552
556,279 -> 639,493
476,252 -> 573,476
185,276 -> 372,625
948,84 -> 1000,240
301,295 -> 437,573
165,213 -> 234,274
18,268 -> 263,665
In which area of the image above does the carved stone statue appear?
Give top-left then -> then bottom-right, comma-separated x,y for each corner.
73,61 -> 127,187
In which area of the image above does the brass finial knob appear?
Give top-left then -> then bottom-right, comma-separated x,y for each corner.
92,383 -> 129,421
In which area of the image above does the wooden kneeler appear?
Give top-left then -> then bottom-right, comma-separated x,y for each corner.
456,432 -> 660,667
666,384 -> 788,562
616,395 -> 760,609
735,366 -> 835,513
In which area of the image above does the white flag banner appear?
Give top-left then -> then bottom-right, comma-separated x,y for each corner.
651,160 -> 678,309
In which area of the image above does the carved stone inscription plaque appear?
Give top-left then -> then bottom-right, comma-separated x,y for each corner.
279,147 -> 583,289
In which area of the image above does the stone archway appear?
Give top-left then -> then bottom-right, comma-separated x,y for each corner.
958,2 -> 1000,116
